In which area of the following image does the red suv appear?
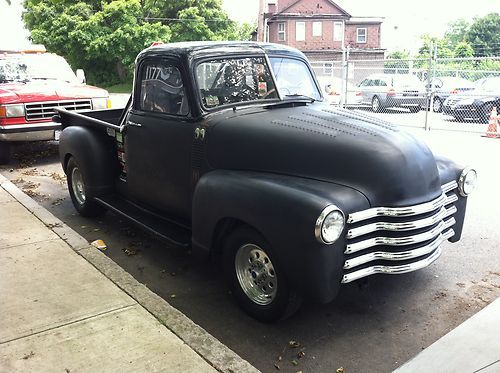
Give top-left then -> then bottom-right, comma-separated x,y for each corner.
0,46 -> 109,163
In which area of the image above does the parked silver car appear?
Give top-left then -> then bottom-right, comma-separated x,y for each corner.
358,74 -> 426,113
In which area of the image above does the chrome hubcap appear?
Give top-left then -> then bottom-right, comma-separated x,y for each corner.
433,98 -> 442,112
235,244 -> 277,305
71,167 -> 86,205
372,98 -> 379,111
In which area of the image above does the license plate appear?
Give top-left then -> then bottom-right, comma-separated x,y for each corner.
54,130 -> 61,141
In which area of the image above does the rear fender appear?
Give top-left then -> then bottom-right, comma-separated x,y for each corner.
59,126 -> 120,196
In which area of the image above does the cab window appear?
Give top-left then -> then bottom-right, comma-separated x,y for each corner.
138,62 -> 189,116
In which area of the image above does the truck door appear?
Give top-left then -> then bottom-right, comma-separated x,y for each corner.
124,59 -> 194,219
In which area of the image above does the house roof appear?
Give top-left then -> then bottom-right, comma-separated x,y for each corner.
276,0 -> 352,18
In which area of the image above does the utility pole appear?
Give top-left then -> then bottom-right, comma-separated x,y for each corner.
424,41 -> 434,131
257,0 -> 266,42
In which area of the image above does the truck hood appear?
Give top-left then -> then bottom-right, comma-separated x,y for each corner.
0,81 -> 108,104
206,103 -> 442,207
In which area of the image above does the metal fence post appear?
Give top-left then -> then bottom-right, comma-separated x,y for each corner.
424,41 -> 434,131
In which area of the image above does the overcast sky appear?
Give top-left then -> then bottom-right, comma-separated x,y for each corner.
1,0 -> 498,54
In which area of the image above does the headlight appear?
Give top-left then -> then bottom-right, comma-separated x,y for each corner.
458,167 -> 477,197
92,97 -> 111,110
315,205 -> 345,244
0,104 -> 25,118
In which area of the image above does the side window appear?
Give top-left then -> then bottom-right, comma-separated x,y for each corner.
359,79 -> 369,87
138,62 -> 189,116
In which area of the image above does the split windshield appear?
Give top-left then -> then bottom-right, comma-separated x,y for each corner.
0,54 -> 79,84
195,55 -> 321,109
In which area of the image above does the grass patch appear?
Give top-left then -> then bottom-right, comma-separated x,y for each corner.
104,82 -> 132,94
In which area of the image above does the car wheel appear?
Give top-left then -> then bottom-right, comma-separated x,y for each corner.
66,157 -> 106,217
223,226 -> 301,322
480,103 -> 494,123
371,96 -> 382,112
0,142 -> 11,165
432,97 -> 443,113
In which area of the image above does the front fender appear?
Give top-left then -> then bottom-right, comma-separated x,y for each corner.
192,170 -> 369,303
59,126 -> 120,196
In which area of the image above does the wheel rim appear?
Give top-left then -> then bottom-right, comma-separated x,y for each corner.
71,167 -> 86,205
372,97 -> 379,111
235,243 -> 277,306
433,97 -> 442,112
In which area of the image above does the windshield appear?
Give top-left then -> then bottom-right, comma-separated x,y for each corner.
196,56 -> 279,109
476,77 -> 500,92
0,54 -> 79,84
269,57 -> 321,100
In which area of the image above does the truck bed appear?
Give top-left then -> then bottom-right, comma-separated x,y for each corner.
56,107 -> 126,131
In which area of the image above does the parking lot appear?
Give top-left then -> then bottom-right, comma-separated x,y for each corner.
1,110 -> 499,373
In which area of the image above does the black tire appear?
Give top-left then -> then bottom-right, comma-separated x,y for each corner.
371,96 -> 382,112
480,103 -> 494,123
432,97 -> 443,113
223,226 -> 301,322
0,142 -> 12,165
66,157 -> 106,217
409,106 -> 420,113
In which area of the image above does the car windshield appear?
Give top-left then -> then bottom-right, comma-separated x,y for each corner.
0,54 -> 79,84
269,57 -> 321,100
476,77 -> 500,92
196,56 -> 279,109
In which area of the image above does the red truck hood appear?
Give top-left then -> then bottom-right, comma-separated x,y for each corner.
0,81 -> 108,104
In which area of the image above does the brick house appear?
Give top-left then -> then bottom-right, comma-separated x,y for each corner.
257,0 -> 385,63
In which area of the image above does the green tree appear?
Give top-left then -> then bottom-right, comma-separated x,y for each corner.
24,0 -> 171,85
453,41 -> 474,58
444,19 -> 469,47
466,13 -> 500,57
23,0 -> 251,85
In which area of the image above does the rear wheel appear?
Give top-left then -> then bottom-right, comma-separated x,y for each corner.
66,157 -> 106,217
0,142 -> 12,165
480,103 -> 494,123
371,96 -> 382,112
223,226 -> 301,322
432,97 -> 443,113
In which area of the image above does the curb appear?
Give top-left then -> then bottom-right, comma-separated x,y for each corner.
0,172 -> 259,373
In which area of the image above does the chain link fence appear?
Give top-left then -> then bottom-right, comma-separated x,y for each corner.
310,56 -> 500,134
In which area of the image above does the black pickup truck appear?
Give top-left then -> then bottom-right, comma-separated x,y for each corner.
56,42 -> 476,322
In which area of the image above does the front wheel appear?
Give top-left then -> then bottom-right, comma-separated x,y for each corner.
0,142 -> 12,165
371,96 -> 382,112
66,157 -> 106,217
432,97 -> 443,113
223,226 -> 301,322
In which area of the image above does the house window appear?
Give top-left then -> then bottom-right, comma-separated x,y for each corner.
357,28 -> 367,43
323,63 -> 333,74
312,21 -> 322,37
296,21 -> 305,41
333,22 -> 343,42
277,22 -> 286,41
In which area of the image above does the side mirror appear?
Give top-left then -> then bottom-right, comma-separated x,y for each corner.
76,69 -> 86,84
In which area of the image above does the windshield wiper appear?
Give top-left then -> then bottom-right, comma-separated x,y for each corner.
284,94 -> 316,103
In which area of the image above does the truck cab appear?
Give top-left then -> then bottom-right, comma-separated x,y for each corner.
57,42 -> 476,322
0,45 -> 110,163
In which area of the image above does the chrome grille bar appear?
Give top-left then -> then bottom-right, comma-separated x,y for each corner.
348,181 -> 458,224
347,205 -> 457,239
342,245 -> 443,284
345,217 -> 455,254
344,228 -> 454,270
25,100 -> 92,121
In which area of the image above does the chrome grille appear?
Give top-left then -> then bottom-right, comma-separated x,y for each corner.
342,180 -> 458,283
25,100 -> 92,121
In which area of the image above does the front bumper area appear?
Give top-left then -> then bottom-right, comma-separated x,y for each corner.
341,180 -> 459,283
0,122 -> 61,141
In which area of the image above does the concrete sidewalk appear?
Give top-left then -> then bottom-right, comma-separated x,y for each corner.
0,173 -> 258,373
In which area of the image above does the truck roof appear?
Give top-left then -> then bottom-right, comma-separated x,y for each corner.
137,41 -> 307,62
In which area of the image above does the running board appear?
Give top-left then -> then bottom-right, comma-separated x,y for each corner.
95,195 -> 191,247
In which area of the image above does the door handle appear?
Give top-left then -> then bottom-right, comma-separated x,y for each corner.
127,120 -> 142,127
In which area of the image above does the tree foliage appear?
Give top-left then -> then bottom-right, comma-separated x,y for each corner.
23,0 -> 254,85
466,13 -> 500,57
